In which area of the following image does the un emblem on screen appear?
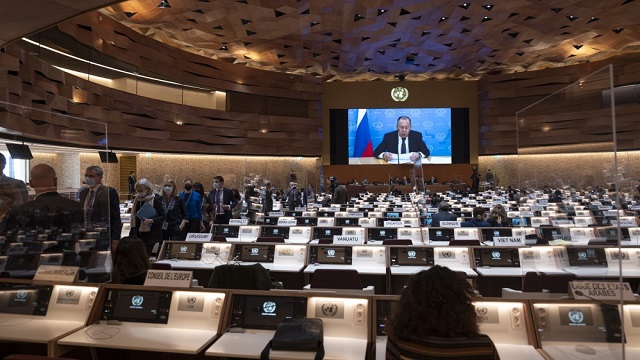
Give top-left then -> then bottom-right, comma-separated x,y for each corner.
180,246 -> 188,253
187,296 -> 197,304
251,248 -> 259,255
132,295 -> 144,307
16,290 -> 27,299
66,290 -> 75,297
407,250 -> 417,258
568,309 -> 584,324
263,301 -> 276,313
327,249 -> 336,257
491,251 -> 501,260
578,252 -> 587,260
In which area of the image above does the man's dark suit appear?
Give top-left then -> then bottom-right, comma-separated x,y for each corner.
208,187 -> 237,224
430,211 -> 458,227
373,130 -> 430,159
78,185 -> 122,241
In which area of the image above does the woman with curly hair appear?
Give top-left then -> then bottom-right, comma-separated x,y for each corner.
487,204 -> 511,227
386,265 -> 500,359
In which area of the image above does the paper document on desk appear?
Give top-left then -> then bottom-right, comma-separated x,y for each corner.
386,153 -> 415,164
136,202 -> 158,219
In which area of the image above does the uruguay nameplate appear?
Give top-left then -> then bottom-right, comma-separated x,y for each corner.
34,265 -> 79,282
145,270 -> 193,288
493,237 -> 524,246
570,281 -> 635,301
383,220 -> 404,228
333,235 -> 363,245
186,233 -> 213,242
440,221 -> 462,228
229,219 -> 249,225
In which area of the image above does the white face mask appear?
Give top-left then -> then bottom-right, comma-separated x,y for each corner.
85,177 -> 97,186
163,186 -> 173,194
137,191 -> 148,198
213,182 -> 220,190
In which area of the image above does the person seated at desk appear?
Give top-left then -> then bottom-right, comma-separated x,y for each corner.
426,176 -> 438,185
461,207 -> 493,227
401,176 -> 411,185
107,236 -> 149,285
487,204 -> 511,227
386,266 -> 500,359
431,201 -> 457,227
373,115 -> 430,164
350,178 -> 359,185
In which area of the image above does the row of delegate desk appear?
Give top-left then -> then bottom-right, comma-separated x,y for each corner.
2,278 -> 640,360
154,234 -> 640,296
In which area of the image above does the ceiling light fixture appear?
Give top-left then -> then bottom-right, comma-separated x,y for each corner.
158,0 -> 171,9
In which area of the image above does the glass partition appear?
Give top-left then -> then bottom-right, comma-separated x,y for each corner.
0,100 -> 114,281
516,65 -> 631,357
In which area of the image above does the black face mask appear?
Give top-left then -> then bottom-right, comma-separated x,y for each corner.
184,184 -> 193,191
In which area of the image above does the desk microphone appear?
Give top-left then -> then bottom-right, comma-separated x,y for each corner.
574,290 -> 624,343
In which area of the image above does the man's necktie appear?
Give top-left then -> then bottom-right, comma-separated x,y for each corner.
84,190 -> 95,228
401,138 -> 407,154
217,189 -> 222,214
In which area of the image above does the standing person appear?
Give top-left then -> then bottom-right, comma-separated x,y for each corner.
10,164 -> 83,233
485,169 -> 495,190
285,182 -> 302,211
373,116 -> 430,164
304,183 -> 315,205
263,182 -> 274,215
129,178 -> 166,256
386,266 -> 500,359
0,153 -> 28,206
161,179 -> 188,240
179,178 -> 203,237
79,165 -> 122,250
231,188 -> 243,219
127,171 -> 136,200
471,167 -> 480,194
332,182 -> 348,204
430,201 -> 458,227
193,182 -> 212,232
208,176 -> 237,225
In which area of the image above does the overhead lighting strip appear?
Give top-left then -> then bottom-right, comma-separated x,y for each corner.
21,37 -> 212,91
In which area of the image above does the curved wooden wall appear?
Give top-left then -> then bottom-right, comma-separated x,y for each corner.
0,11 -> 322,156
479,53 -> 640,154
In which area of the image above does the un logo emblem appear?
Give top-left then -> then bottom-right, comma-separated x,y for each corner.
132,295 -> 144,307
251,248 -> 260,255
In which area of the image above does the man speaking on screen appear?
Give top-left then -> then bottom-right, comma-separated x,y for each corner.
373,116 -> 430,164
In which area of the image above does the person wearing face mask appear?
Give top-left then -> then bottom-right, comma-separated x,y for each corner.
78,165 -> 122,251
129,178 -> 166,256
161,179 -> 188,240
208,175 -> 237,225
178,178 -> 204,238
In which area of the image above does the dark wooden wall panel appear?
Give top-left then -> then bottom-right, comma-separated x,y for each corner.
479,53 -> 640,154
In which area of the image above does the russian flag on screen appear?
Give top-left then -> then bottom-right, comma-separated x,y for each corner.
353,109 -> 373,157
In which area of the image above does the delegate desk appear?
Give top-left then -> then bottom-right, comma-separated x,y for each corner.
305,244 -> 387,294
58,284 -> 227,355
206,290 -> 370,360
561,246 -> 640,279
0,280 -> 98,357
387,245 -> 435,294
531,299 -> 638,360
373,297 -> 544,360
230,243 -> 308,289
155,241 -> 233,285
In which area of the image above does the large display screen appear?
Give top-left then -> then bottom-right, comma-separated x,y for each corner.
232,295 -> 307,330
329,108 -> 469,165
102,290 -> 172,324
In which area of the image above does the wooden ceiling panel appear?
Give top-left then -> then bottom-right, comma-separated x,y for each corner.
99,0 -> 640,81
